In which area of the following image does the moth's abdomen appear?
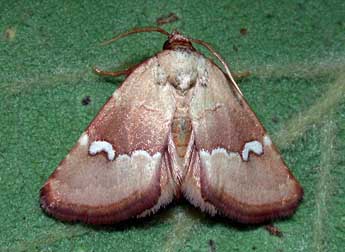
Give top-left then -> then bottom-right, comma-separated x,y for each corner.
171,116 -> 192,158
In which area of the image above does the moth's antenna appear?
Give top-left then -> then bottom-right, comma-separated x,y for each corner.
190,38 -> 243,96
101,27 -> 170,46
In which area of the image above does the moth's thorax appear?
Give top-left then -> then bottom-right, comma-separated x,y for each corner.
158,50 -> 208,92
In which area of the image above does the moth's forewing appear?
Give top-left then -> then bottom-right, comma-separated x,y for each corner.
40,56 -> 177,224
182,58 -> 303,223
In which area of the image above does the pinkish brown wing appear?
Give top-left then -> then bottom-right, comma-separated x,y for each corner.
183,59 -> 303,224
40,56 -> 177,224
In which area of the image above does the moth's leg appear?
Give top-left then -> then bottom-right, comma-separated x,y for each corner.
233,71 -> 251,81
93,61 -> 144,78
93,67 -> 131,77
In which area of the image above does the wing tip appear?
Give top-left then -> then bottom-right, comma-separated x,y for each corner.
40,182 -> 84,224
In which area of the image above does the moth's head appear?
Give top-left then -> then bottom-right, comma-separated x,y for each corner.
163,31 -> 196,51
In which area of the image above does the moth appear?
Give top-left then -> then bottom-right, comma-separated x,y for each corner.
40,27 -> 303,225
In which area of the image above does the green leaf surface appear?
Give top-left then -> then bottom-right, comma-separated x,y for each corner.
1,1 -> 345,251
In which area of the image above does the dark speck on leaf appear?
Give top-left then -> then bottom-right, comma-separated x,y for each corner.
240,28 -> 248,36
82,96 -> 91,106
272,116 -> 279,123
233,44 -> 239,52
266,13 -> 274,19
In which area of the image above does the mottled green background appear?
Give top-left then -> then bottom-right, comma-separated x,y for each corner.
1,1 -> 345,251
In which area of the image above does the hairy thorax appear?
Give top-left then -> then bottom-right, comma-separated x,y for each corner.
154,50 -> 208,171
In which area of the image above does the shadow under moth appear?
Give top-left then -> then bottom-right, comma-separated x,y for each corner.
40,27 -> 303,225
